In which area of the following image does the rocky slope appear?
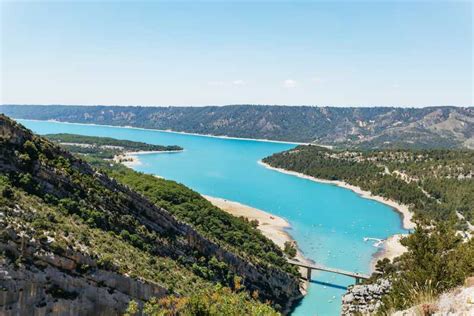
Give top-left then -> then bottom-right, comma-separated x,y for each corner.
392,278 -> 474,316
1,230 -> 167,315
341,278 -> 474,315
2,104 -> 473,149
0,115 -> 302,314
341,279 -> 392,315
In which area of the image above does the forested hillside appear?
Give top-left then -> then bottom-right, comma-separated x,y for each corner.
45,133 -> 182,159
0,115 -> 302,315
263,145 -> 474,313
2,104 -> 473,149
263,145 -> 474,227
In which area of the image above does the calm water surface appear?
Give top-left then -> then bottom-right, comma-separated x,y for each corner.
19,119 -> 406,315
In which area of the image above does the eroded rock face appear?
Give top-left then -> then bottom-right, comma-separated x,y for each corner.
1,264 -> 166,316
341,279 -> 391,315
1,231 -> 168,316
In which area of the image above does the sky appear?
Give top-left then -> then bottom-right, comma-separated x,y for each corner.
0,0 -> 472,107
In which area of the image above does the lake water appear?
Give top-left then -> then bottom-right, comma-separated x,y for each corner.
18,119 -> 406,315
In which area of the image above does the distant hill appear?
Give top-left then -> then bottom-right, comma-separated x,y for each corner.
2,104 -> 473,149
0,115 -> 301,314
263,145 -> 474,228
45,133 -> 182,159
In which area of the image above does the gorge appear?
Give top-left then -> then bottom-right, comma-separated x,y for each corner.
15,118 -> 408,315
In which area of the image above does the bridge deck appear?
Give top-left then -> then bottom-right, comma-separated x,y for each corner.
288,260 -> 370,280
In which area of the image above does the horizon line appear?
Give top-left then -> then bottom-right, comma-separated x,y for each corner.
1,104 -> 471,109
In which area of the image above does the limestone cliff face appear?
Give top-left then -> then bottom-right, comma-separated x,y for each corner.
1,228 -> 168,316
0,115 -> 302,314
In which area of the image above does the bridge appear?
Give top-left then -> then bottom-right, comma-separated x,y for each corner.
288,260 -> 370,284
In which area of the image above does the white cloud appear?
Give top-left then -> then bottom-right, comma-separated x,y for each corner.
283,79 -> 297,88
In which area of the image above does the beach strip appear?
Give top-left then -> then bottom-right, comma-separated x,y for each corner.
113,149 -> 183,167
258,160 -> 416,230
371,234 -> 408,271
202,195 -> 312,268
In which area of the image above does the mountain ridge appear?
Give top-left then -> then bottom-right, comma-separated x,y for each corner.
2,104 -> 473,149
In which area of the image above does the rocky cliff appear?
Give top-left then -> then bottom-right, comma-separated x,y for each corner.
341,279 -> 392,315
1,227 -> 167,315
0,115 -> 302,315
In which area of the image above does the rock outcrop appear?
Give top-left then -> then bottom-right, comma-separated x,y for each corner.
1,228 -> 167,316
341,279 -> 391,315
392,278 -> 474,316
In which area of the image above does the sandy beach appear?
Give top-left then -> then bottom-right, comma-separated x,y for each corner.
114,153 -> 141,167
112,147 -> 315,271
371,234 -> 408,271
258,160 -> 416,230
203,195 -> 314,296
111,147 -> 313,288
113,150 -> 183,167
258,160 -> 414,272
203,195 -> 311,267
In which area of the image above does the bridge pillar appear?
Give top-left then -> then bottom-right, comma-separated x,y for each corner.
355,278 -> 360,285
306,267 -> 312,281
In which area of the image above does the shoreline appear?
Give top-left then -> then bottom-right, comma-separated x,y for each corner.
113,150 -> 183,167
113,150 -> 314,288
33,116 -> 411,279
15,118 -> 307,146
258,160 -> 413,271
112,151 -> 314,270
370,234 -> 408,271
258,160 -> 416,230
202,195 -> 312,294
202,195 -> 312,266
115,150 -> 411,274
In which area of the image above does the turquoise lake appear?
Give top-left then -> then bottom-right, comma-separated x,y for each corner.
18,119 -> 407,316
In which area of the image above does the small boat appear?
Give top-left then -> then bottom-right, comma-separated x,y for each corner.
364,237 -> 384,247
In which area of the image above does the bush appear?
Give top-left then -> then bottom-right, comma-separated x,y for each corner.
143,285 -> 279,316
283,241 -> 297,258
2,185 -> 14,199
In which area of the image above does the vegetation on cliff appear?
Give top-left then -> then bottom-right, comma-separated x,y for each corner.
134,285 -> 280,316
374,225 -> 474,312
93,158 -> 298,275
0,115 -> 301,314
42,135 -> 297,275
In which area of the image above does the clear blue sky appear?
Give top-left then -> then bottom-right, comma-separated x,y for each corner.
1,0 -> 472,106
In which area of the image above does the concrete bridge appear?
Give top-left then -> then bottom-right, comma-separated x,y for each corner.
288,260 -> 370,284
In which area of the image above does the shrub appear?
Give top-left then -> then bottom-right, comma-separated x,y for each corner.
283,241 -> 297,258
